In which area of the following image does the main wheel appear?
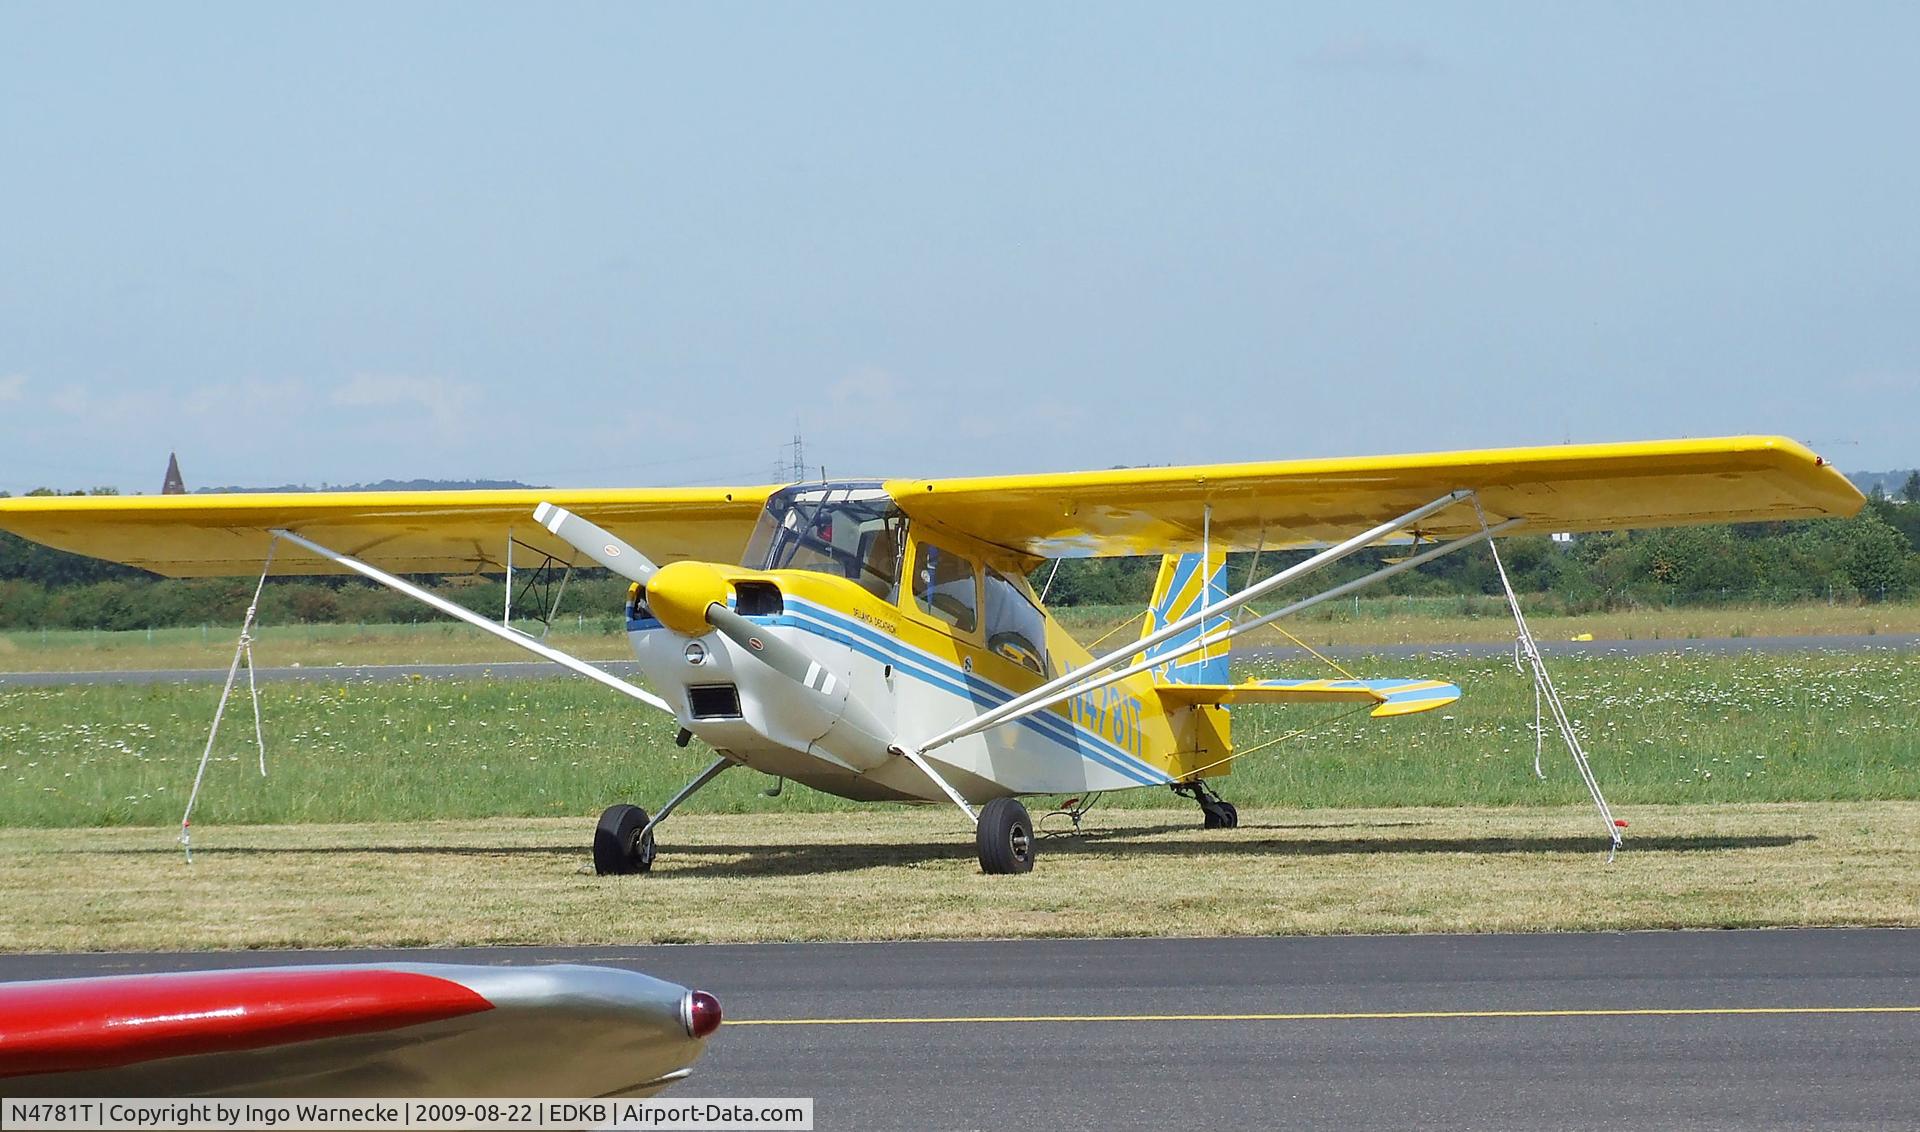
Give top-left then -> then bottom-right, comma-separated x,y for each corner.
593,803 -> 656,875
976,797 -> 1036,875
1217,801 -> 1239,829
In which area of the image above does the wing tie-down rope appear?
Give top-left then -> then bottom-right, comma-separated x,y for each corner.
1473,500 -> 1624,861
179,534 -> 278,863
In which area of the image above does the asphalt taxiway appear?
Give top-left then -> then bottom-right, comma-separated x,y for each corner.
5,929 -> 1915,1129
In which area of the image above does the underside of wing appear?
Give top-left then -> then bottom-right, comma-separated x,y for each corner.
0,486 -> 777,577
886,435 -> 1864,557
1156,677 -> 1462,717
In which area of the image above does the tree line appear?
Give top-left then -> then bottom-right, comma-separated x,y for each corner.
1041,503 -> 1918,614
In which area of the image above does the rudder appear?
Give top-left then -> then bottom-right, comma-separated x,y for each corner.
1139,548 -> 1231,685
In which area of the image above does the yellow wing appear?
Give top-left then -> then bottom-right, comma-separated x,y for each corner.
0,487 -> 778,577
885,435 -> 1863,557
0,435 -> 1865,576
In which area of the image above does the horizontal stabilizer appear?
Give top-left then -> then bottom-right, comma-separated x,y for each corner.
1155,677 -> 1461,718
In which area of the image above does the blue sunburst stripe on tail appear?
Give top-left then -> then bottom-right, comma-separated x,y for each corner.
1143,550 -> 1232,684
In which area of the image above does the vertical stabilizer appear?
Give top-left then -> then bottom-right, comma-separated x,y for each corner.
1139,548 -> 1231,685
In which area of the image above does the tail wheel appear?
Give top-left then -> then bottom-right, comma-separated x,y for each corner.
593,803 -> 657,875
1201,798 -> 1239,829
976,797 -> 1036,875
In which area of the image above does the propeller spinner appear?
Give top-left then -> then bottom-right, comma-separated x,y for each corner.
641,563 -> 846,699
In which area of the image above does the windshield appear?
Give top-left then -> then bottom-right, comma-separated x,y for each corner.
742,483 -> 906,600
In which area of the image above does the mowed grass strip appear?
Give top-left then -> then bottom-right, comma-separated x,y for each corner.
2,649 -> 1914,828
1054,596 -> 1920,649
1,803 -> 1915,952
0,619 -> 637,673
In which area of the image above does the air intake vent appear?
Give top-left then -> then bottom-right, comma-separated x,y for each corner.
734,582 -> 783,617
687,684 -> 742,719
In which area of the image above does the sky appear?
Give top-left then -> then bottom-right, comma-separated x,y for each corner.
2,3 -> 1916,494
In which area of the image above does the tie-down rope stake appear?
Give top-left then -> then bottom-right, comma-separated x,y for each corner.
1473,500 -> 1624,861
179,535 -> 278,863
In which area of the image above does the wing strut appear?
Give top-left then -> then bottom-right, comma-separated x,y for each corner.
890,745 -> 979,826
1474,501 -> 1625,859
178,535 -> 278,863
501,534 -> 578,640
914,496 -> 1514,759
174,530 -> 672,860
269,529 -> 673,715
915,490 -> 1474,756
916,519 -> 1516,760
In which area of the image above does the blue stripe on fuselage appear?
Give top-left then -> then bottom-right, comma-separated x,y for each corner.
624,601 -> 1168,786
772,600 -> 1167,786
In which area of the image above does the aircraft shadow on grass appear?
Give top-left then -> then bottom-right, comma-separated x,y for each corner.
114,844 -> 582,858
638,825 -> 1811,879
105,823 -> 1811,879
1056,824 -> 1812,858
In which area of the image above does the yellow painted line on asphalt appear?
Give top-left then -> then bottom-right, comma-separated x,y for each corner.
731,1005 -> 1920,1026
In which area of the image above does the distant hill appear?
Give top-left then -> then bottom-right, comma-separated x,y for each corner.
195,479 -> 541,494
1848,470 -> 1919,498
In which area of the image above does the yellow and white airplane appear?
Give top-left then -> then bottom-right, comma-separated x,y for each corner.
0,436 -> 1863,874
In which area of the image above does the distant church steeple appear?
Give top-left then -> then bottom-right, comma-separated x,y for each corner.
161,452 -> 186,495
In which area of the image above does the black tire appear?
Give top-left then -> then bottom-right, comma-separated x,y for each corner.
976,797 -> 1036,875
593,803 -> 656,875
1218,801 -> 1238,829
1202,801 -> 1227,829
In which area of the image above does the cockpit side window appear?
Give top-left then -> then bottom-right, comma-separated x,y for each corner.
983,568 -> 1049,675
911,542 -> 979,634
855,523 -> 903,600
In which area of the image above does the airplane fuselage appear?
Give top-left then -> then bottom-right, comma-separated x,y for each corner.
623,483 -> 1228,805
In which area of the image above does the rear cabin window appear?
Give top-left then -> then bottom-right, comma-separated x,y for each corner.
911,544 -> 978,633
983,569 -> 1049,675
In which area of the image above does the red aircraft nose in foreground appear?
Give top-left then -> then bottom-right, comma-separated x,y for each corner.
0,963 -> 720,1097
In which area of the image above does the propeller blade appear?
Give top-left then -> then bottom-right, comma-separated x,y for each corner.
706,605 -> 840,694
533,503 -> 658,583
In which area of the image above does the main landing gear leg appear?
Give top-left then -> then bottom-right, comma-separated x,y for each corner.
890,745 -> 1038,875
593,756 -> 734,876
1173,780 -> 1238,830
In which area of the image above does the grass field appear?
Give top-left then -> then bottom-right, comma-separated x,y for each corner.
4,613 -> 1915,953
2,803 -> 1914,951
3,597 -> 1917,673
2,649 -> 1915,829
